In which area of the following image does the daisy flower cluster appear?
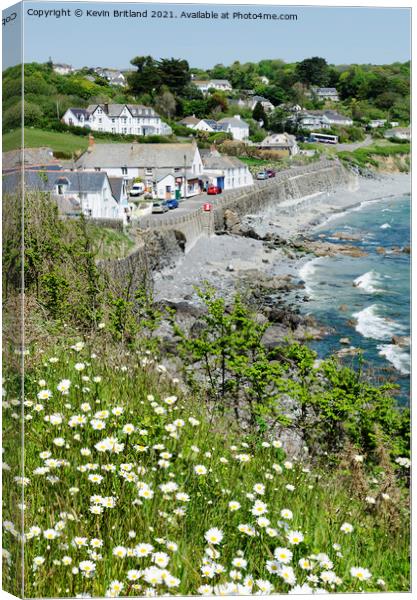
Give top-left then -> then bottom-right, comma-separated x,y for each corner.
1,341 -> 409,597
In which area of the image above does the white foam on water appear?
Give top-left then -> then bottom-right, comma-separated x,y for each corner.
380,223 -> 391,229
377,344 -> 410,375
299,258 -> 322,298
353,271 -> 383,294
352,304 -> 404,341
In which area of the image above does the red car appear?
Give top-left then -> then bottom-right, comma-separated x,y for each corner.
207,185 -> 222,195
266,169 -> 276,178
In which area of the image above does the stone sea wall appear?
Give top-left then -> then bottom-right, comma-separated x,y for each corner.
101,159 -> 357,294
211,159 -> 357,231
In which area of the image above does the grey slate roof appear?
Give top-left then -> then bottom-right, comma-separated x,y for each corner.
76,143 -> 199,169
218,117 -> 249,129
202,151 -> 247,170
108,177 -> 125,203
69,108 -> 90,119
2,170 -> 109,195
87,104 -> 158,118
2,147 -> 58,170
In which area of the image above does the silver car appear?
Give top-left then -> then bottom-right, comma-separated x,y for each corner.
152,202 -> 169,214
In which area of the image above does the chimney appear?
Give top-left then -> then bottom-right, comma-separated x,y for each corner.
104,103 -> 109,113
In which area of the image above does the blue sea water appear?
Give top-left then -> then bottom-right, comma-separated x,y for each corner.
298,193 -> 410,403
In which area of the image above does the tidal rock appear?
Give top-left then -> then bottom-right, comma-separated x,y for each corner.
339,337 -> 351,345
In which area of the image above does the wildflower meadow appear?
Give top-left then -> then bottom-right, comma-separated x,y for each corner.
2,194 -> 410,597
2,334 -> 410,597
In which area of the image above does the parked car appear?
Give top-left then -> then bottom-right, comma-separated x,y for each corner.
256,171 -> 268,180
129,182 -> 145,197
207,185 -> 222,195
266,169 -> 276,178
152,201 -> 169,214
165,199 -> 179,210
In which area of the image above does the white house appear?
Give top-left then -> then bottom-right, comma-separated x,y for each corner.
53,63 -> 73,75
295,110 -> 353,130
76,141 -> 204,198
369,119 -> 387,128
193,79 -> 233,94
3,169 -> 127,222
62,104 -> 170,137
311,87 -> 340,102
201,148 -> 253,191
217,115 -> 250,141
258,133 -> 299,156
384,127 -> 410,141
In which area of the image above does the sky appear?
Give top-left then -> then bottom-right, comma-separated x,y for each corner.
2,2 -> 412,70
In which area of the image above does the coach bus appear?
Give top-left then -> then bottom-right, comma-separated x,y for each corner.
308,132 -> 339,144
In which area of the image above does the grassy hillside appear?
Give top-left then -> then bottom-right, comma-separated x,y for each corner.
2,128 -> 108,155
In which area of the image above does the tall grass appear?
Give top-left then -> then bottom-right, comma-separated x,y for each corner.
2,331 -> 410,597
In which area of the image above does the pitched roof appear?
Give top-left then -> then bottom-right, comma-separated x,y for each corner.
86,104 -> 158,117
2,147 -> 58,170
218,117 -> 249,128
179,116 -> 201,125
2,170 -> 109,195
76,143 -> 199,169
108,177 -> 125,203
69,108 -> 90,119
202,150 -> 247,170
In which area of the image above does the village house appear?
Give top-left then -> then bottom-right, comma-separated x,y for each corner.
2,147 -> 61,172
294,110 -> 353,130
94,67 -> 127,87
384,127 -> 410,141
76,140 -> 204,199
179,115 -> 201,129
62,104 -> 170,136
53,63 -> 73,75
368,119 -> 387,128
193,79 -> 233,94
200,147 -> 254,191
231,96 -> 275,113
310,87 -> 340,102
2,169 -> 128,222
258,133 -> 299,156
217,115 -> 250,141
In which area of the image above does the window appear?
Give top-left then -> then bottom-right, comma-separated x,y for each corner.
121,167 -> 128,175
145,168 -> 153,175
95,167 -> 101,172
98,118 -> 102,123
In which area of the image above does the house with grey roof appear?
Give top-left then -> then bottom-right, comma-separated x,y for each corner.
311,87 -> 340,102
217,115 -> 250,141
2,147 -> 60,172
62,103 -> 170,137
294,110 -> 353,130
3,169 -> 128,222
384,127 -> 410,141
76,141 -> 204,199
193,79 -> 232,94
258,133 -> 299,156
201,147 -> 253,191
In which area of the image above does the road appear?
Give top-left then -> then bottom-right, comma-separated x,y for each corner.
335,135 -> 374,152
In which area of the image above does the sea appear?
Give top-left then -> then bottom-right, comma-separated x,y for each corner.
298,193 -> 410,404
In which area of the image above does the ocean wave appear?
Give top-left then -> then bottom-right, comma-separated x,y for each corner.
353,271 -> 383,294
352,304 -> 404,340
299,258 -> 322,298
377,344 -> 410,375
380,223 -> 391,229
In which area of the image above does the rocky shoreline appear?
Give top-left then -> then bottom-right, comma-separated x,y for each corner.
153,172 -> 411,356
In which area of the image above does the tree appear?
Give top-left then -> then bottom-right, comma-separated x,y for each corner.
252,102 -> 268,128
158,57 -> 191,94
268,107 -> 289,133
128,56 -> 161,96
154,87 -> 177,118
295,56 -> 330,86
